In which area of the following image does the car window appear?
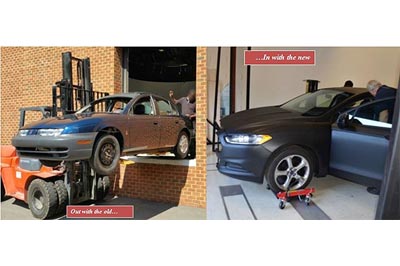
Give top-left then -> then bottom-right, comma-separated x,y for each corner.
78,97 -> 131,113
155,98 -> 177,116
280,89 -> 353,116
349,98 -> 395,129
130,96 -> 154,115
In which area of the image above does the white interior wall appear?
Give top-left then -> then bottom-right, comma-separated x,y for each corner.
239,47 -> 400,109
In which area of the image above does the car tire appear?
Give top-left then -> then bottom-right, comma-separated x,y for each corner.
28,179 -> 58,219
90,134 -> 120,176
265,146 -> 314,193
1,179 -> 5,201
174,131 -> 190,159
54,180 -> 68,215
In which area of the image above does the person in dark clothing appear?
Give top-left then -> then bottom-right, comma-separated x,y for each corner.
169,89 -> 196,119
344,80 -> 354,87
367,80 -> 397,123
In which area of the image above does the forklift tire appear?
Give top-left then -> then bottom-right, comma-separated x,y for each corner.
1,179 -> 5,201
90,134 -> 120,176
54,180 -> 68,214
28,179 -> 58,219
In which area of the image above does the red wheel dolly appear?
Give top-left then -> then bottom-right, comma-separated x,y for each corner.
276,187 -> 315,209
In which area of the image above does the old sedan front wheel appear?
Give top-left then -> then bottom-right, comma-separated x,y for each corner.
90,134 -> 120,175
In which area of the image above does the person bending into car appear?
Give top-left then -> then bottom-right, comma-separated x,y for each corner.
367,80 -> 397,123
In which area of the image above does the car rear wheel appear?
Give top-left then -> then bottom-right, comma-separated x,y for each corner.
174,131 -> 189,159
265,146 -> 314,192
28,179 -> 58,219
90,134 -> 120,175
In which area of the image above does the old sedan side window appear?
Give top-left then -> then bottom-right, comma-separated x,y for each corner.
130,96 -> 154,115
156,99 -> 174,115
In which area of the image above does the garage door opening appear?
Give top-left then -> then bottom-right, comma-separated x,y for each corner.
121,47 -> 197,161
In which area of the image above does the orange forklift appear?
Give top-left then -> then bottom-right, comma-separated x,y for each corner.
0,52 -> 110,219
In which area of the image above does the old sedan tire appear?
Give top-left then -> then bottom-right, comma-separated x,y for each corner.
265,146 -> 314,193
28,179 -> 58,219
174,131 -> 189,159
90,135 -> 120,176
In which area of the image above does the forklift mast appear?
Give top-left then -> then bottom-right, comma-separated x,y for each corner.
19,52 -> 109,128
53,52 -> 96,116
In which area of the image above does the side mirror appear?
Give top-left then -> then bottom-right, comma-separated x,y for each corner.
337,113 -> 350,129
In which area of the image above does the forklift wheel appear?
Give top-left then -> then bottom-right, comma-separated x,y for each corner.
54,180 -> 68,214
1,179 -> 5,201
28,179 -> 58,219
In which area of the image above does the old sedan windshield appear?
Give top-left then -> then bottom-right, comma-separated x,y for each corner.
77,97 -> 132,114
280,89 -> 353,116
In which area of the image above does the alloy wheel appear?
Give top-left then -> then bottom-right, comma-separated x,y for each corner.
274,154 -> 310,191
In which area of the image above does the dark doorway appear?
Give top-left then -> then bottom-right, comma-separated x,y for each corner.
123,47 -> 196,101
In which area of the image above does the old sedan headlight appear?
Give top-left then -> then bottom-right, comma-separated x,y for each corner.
18,129 -> 29,136
38,128 -> 64,137
224,134 -> 272,145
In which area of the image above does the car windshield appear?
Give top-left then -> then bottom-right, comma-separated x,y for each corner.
77,97 -> 132,114
280,89 -> 353,116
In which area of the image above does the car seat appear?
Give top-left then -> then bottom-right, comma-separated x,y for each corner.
134,104 -> 146,115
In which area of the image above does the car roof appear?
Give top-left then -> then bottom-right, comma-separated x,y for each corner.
319,87 -> 369,95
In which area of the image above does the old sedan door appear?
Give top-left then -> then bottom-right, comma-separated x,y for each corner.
126,96 -> 161,153
153,96 -> 183,149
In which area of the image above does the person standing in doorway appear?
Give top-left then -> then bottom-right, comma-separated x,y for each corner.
169,89 -> 196,119
169,89 -> 196,129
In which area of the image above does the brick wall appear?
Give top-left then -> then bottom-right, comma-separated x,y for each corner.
0,46 -> 207,208
110,47 -> 207,208
0,47 -> 121,144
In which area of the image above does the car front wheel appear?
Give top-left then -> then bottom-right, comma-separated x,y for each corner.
90,134 -> 121,175
265,146 -> 314,192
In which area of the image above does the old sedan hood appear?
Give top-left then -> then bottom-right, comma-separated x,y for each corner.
220,106 -> 313,134
22,113 -> 119,131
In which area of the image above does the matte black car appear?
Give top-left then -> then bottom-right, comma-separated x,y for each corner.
217,87 -> 376,192
12,92 -> 195,175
